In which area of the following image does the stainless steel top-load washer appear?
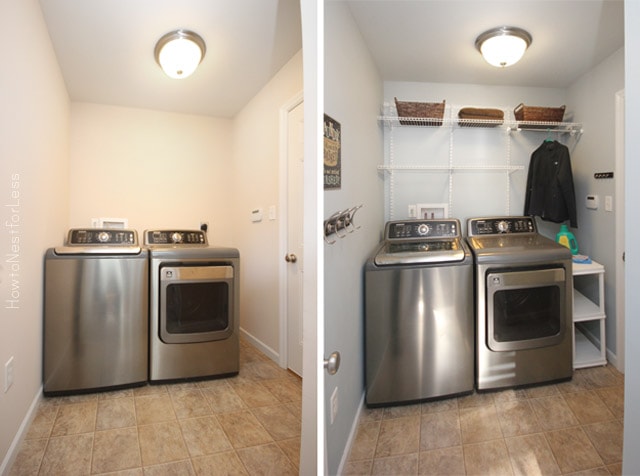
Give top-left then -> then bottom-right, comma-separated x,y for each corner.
146,229 -> 239,382
466,216 -> 573,391
364,219 -> 474,406
44,229 -> 148,395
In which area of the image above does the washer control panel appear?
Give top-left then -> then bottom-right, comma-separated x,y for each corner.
145,230 -> 208,246
67,229 -> 137,246
385,219 -> 460,241
467,217 -> 536,236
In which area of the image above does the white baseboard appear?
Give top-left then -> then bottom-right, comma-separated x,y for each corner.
0,386 -> 42,476
336,392 -> 366,475
239,327 -> 280,365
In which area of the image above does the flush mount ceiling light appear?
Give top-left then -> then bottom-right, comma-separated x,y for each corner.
154,29 -> 206,79
475,26 -> 532,68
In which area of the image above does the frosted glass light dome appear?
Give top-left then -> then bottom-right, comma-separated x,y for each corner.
475,26 -> 532,68
155,30 -> 206,79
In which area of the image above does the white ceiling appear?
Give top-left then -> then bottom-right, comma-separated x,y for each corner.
344,0 -> 624,88
38,0 -> 302,118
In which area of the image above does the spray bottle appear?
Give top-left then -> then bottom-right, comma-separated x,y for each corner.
556,224 -> 578,255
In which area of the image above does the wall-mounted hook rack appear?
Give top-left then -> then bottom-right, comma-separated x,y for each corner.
324,205 -> 363,244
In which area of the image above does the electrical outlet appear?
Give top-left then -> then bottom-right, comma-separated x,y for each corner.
4,356 -> 14,392
408,205 -> 417,218
330,387 -> 338,424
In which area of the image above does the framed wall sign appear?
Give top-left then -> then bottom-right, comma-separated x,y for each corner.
324,114 -> 341,190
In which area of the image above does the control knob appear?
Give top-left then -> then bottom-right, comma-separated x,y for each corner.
497,220 -> 510,233
171,232 -> 183,243
98,231 -> 110,243
417,223 -> 430,236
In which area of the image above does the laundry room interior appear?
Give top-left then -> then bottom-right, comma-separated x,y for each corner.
324,1 -> 639,475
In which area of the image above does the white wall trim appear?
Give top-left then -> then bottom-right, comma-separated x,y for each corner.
278,90 -> 304,369
336,392 -> 366,475
239,327 -> 279,363
0,387 -> 42,476
614,88 -> 625,373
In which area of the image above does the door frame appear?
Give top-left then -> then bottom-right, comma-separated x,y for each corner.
278,91 -> 304,369
615,88 -> 625,372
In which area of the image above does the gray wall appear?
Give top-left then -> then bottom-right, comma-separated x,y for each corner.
324,2 -> 385,474
623,0 -> 640,472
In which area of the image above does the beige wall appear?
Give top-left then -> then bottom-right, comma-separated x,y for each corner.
68,103 -> 235,246
0,0 -> 70,469
232,50 -> 303,357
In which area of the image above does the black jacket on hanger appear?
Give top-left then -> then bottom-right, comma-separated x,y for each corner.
524,140 -> 578,228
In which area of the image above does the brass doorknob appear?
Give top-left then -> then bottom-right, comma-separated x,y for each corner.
285,253 -> 297,263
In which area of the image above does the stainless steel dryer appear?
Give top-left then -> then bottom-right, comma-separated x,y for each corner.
145,230 -> 239,382
364,219 -> 474,406
466,216 -> 573,391
44,229 -> 148,395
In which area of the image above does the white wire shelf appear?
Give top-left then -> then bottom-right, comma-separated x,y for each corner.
378,115 -> 583,135
377,164 -> 524,173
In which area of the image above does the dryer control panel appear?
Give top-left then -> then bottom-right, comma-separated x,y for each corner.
467,217 -> 536,236
145,230 -> 208,246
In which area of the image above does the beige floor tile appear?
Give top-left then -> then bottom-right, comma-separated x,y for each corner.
491,388 -> 529,405
418,446 -> 465,475
143,459 -> 196,475
359,406 -> 384,422
457,392 -> 495,409
496,400 -> 542,437
243,360 -> 291,380
525,384 -> 559,399
277,436 -> 301,469
169,387 -> 212,419
596,385 -> 625,419
349,421 -> 381,461
133,384 -> 168,396
421,397 -> 458,414
545,427 -> 604,473
91,427 -> 141,473
236,442 -> 298,475
563,390 -> 615,424
374,415 -> 420,458
191,451 -> 248,475
216,410 -> 274,449
459,405 -> 502,444
50,401 -> 97,436
179,415 -> 233,457
261,377 -> 302,403
251,404 -> 301,441
504,433 -> 561,476
201,383 -> 247,414
40,433 -> 94,475
7,438 -> 47,476
343,459 -> 373,475
420,410 -> 461,451
232,381 -> 280,408
97,387 -> 135,399
529,394 -> 579,430
463,439 -> 513,476
371,453 -> 418,475
96,396 -> 136,430
583,420 -> 624,465
137,421 -> 189,466
383,403 -> 421,420
581,366 -> 622,388
135,393 -> 176,425
24,405 -> 58,440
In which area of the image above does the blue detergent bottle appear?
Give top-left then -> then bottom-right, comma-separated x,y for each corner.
556,224 -> 578,255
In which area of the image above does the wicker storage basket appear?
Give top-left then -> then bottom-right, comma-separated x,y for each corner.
514,103 -> 566,125
394,98 -> 446,126
457,107 -> 504,127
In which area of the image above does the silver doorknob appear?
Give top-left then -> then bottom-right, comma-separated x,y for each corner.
285,253 -> 297,263
324,351 -> 341,375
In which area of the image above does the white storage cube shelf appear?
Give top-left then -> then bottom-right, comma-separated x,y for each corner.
572,261 -> 607,368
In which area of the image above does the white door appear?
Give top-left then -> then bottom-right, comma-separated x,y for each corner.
615,89 -> 625,372
285,98 -> 304,376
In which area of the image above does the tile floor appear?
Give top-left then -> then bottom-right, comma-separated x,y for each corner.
8,338 -> 302,475
345,365 -> 624,476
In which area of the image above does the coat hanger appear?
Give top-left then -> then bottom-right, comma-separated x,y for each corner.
544,128 -> 554,142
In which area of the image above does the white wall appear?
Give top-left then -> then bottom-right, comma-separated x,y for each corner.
567,48 -> 624,361
0,0 -> 70,470
232,50 -> 303,356
324,3 -> 384,474
68,103 -> 234,245
623,0 -> 640,472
